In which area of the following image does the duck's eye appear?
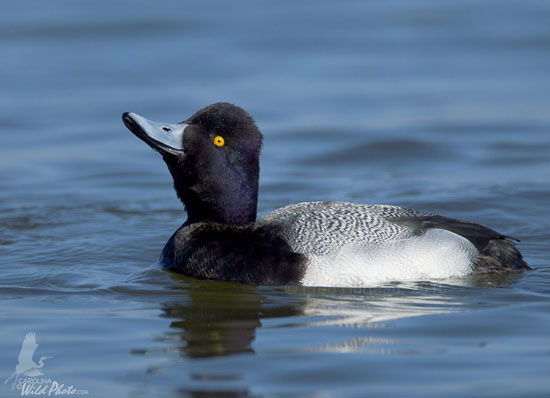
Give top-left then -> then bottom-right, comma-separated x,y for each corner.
213,136 -> 225,147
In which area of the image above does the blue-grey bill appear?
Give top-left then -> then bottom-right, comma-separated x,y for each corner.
126,112 -> 186,150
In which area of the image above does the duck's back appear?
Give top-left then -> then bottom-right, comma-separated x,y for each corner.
261,201 -> 527,286
261,201 -> 432,255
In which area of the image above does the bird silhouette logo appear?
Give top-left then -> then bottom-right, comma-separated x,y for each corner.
4,332 -> 53,390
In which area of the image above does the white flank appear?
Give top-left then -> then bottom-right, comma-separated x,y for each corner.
300,229 -> 478,287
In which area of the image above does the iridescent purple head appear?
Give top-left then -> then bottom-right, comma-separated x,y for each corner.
123,103 -> 262,225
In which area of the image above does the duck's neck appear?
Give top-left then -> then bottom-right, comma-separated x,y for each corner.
182,185 -> 258,226
166,159 -> 259,226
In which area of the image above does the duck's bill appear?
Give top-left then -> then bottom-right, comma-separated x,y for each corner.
122,112 -> 186,157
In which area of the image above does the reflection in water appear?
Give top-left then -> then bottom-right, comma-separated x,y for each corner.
157,279 -> 477,359
162,292 -> 259,358
126,275 -> 528,397
159,280 -> 304,358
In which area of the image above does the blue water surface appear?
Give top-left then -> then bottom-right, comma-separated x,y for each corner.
1,1 -> 549,397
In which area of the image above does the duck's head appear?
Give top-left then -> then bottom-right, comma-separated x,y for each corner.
123,103 -> 262,225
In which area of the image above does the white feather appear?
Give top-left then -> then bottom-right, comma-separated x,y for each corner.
300,229 -> 477,287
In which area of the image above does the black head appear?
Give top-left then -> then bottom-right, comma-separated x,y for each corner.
123,103 -> 262,225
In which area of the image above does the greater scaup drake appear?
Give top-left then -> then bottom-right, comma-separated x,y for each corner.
122,103 -> 529,286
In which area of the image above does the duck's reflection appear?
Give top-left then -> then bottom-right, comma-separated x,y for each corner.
158,276 -> 502,358
152,275 -> 522,397
159,275 -> 526,361
160,278 -> 303,358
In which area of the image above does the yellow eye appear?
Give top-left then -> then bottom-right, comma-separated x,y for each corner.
213,136 -> 225,147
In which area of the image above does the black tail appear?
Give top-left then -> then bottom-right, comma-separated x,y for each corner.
474,238 -> 530,274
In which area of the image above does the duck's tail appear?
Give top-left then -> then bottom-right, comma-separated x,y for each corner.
474,238 -> 530,274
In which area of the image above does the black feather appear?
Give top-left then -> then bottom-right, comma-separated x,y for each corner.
161,223 -> 307,284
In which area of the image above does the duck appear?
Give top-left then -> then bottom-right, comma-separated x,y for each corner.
122,103 -> 529,286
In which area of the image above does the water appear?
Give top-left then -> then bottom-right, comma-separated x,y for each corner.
1,0 -> 549,396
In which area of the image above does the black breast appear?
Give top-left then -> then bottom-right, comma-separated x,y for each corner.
160,222 -> 307,284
